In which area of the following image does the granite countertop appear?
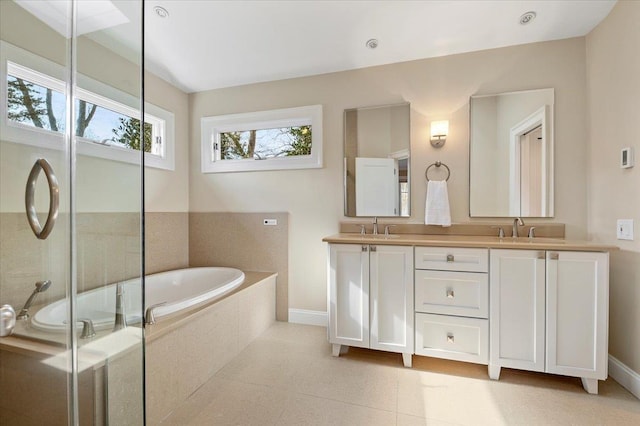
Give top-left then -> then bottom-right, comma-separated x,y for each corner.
322,233 -> 618,252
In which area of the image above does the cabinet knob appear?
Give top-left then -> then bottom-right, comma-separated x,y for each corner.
446,254 -> 454,262
446,289 -> 455,299
447,333 -> 455,344
370,246 -> 377,252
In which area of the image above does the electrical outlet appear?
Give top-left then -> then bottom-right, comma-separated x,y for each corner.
263,219 -> 277,226
616,219 -> 634,241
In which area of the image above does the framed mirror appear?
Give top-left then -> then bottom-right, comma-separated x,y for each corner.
344,103 -> 410,217
469,88 -> 554,217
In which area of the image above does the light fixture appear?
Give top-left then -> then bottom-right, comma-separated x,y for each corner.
365,39 -> 378,49
154,6 -> 169,18
519,11 -> 536,25
430,120 -> 449,148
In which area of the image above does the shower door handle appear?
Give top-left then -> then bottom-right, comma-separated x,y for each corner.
25,158 -> 59,240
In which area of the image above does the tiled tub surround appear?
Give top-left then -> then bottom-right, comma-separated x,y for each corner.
145,271 -> 276,424
0,271 -> 275,425
324,229 -> 617,395
0,212 -> 141,311
145,212 -> 190,275
0,330 -> 143,425
189,212 -> 289,321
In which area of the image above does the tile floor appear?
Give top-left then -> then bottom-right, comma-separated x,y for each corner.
160,322 -> 640,425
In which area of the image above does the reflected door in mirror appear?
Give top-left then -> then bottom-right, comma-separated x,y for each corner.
344,103 -> 410,217
469,89 -> 554,218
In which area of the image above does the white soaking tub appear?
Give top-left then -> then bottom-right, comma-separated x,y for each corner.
31,267 -> 245,332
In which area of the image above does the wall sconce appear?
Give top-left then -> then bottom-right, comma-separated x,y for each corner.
430,120 -> 449,148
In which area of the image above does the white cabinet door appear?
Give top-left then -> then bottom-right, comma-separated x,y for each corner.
490,249 -> 546,374
546,251 -> 609,381
369,245 -> 413,354
329,244 -> 370,349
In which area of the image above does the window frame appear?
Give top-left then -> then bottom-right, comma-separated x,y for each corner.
1,41 -> 175,171
201,105 -> 323,173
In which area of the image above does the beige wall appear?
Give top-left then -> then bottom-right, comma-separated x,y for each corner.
189,37 -> 589,312
586,1 -> 640,374
145,72 -> 190,213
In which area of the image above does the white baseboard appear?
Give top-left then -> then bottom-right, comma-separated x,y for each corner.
609,355 -> 640,400
288,309 -> 327,327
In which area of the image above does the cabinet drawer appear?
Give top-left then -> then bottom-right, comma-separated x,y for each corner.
415,313 -> 488,364
415,270 -> 488,318
415,247 -> 488,272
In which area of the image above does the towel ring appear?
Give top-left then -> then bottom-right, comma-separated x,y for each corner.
425,161 -> 450,182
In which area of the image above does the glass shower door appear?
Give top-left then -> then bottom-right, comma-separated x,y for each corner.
0,1 -> 144,424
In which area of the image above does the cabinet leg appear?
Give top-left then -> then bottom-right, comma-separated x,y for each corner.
332,344 -> 349,357
332,344 -> 341,357
581,378 -> 598,394
402,353 -> 412,368
488,364 -> 501,380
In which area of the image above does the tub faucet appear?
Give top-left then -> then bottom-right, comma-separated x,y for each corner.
79,318 -> 96,339
17,280 -> 52,320
512,217 -> 525,238
144,302 -> 167,326
113,282 -> 127,331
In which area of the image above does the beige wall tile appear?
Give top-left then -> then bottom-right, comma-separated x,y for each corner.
144,212 -> 189,275
239,276 -> 276,349
189,212 -> 288,321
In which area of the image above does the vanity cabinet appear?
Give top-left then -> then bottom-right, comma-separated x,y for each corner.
489,249 -> 609,394
328,244 -> 413,367
414,247 -> 490,364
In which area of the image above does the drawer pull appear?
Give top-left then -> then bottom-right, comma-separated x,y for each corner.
362,245 -> 368,252
447,333 -> 455,343
537,252 -> 545,260
549,252 -> 559,260
446,254 -> 454,262
446,289 -> 455,299
370,245 -> 377,252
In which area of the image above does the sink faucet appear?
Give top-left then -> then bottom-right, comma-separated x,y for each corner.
512,217 -> 525,238
372,217 -> 379,235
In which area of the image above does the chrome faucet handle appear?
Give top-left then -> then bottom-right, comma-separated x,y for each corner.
528,227 -> 536,239
357,224 -> 367,235
79,318 -> 96,339
491,226 -> 505,238
384,225 -> 396,237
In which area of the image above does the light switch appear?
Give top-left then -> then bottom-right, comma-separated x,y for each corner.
616,219 -> 634,241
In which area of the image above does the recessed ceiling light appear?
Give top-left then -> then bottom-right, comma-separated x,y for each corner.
154,6 -> 169,19
365,39 -> 379,49
519,11 -> 536,25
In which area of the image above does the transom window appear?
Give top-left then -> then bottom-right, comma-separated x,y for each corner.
201,105 -> 322,173
1,41 -> 174,170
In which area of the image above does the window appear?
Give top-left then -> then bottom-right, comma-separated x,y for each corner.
1,41 -> 174,170
201,105 -> 322,173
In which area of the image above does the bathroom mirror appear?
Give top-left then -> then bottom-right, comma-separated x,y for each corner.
469,88 -> 554,217
344,103 -> 410,217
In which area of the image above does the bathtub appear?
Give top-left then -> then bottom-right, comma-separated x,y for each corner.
31,267 -> 245,332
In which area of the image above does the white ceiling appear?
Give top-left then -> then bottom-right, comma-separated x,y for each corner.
94,0 -> 617,93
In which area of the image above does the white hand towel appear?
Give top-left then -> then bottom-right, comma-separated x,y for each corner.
425,180 -> 451,227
